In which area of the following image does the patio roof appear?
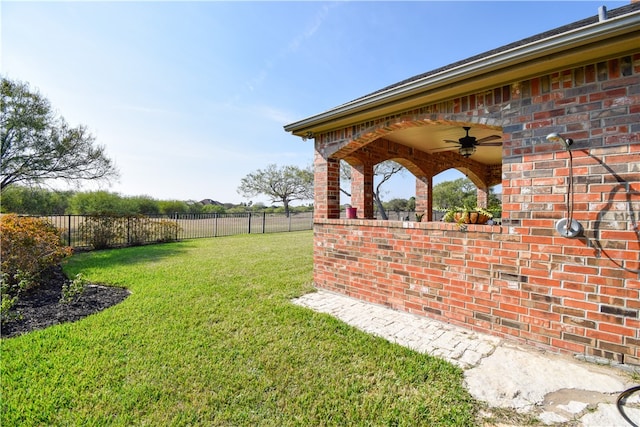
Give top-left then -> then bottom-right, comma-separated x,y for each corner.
284,2 -> 640,137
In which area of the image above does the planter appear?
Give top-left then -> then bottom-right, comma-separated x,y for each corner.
346,207 -> 358,219
443,207 -> 493,225
453,211 -> 491,224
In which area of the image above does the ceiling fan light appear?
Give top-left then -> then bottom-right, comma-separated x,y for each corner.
459,145 -> 476,158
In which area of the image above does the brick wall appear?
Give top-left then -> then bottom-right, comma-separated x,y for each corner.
313,53 -> 640,364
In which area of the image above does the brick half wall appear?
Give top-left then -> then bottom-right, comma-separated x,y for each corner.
314,220 -> 639,364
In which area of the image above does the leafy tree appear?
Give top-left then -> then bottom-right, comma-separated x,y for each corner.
0,185 -> 72,214
186,201 -> 204,214
226,206 -> 249,214
237,164 -> 313,216
340,160 -> 405,220
127,195 -> 160,215
250,202 -> 267,212
67,191 -> 128,215
407,196 -> 416,212
385,198 -> 410,214
1,77 -> 118,191
158,200 -> 190,215
432,177 -> 501,211
432,178 -> 477,210
202,204 -> 226,214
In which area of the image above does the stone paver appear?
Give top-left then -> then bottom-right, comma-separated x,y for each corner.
293,291 -> 499,369
293,290 -> 639,426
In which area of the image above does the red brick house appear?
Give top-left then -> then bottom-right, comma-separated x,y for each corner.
285,3 -> 640,365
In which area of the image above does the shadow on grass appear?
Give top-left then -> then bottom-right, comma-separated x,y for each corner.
64,240 -> 194,272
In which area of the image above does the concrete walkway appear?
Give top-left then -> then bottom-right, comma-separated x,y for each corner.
293,290 -> 640,426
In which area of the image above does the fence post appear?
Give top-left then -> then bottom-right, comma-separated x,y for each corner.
288,213 -> 291,232
248,212 -> 252,234
174,212 -> 179,241
262,212 -> 266,233
214,213 -> 218,237
67,215 -> 72,246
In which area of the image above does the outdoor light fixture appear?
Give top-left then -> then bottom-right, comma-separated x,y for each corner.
459,145 -> 476,158
546,132 -> 582,238
546,133 -> 574,151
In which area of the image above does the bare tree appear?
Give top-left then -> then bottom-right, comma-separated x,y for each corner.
237,164 -> 313,216
340,160 -> 405,220
1,77 -> 118,191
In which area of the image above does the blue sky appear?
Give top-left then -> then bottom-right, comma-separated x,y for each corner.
1,1 -> 628,205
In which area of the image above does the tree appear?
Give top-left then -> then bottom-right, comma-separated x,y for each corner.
385,198 -> 410,214
1,77 -> 118,191
67,191 -> 128,215
0,185 -> 72,214
340,160 -> 405,220
432,177 -> 501,211
202,204 -> 226,214
237,164 -> 313,216
158,200 -> 190,215
432,178 -> 477,210
127,195 -> 160,215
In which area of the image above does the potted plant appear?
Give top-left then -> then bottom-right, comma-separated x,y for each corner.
443,206 -> 493,225
415,212 -> 425,222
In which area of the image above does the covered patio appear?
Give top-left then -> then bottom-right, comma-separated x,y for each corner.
285,3 -> 640,365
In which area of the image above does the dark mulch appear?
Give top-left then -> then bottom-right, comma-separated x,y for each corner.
1,266 -> 130,339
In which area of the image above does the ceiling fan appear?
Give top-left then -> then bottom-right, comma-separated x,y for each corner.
438,127 -> 502,158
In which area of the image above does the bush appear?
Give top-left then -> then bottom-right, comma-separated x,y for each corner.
78,215 -> 181,249
149,218 -> 180,243
0,214 -> 72,319
1,214 -> 72,288
127,216 -> 152,246
60,273 -> 88,304
128,217 -> 179,245
78,215 -> 126,249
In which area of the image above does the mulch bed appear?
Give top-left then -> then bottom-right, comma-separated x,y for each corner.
1,266 -> 130,338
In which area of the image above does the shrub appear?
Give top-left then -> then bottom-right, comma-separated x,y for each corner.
78,215 -> 180,249
0,214 -> 72,319
127,216 -> 152,246
60,273 -> 88,304
0,214 -> 72,288
149,219 -> 180,243
127,216 -> 180,245
78,215 -> 126,249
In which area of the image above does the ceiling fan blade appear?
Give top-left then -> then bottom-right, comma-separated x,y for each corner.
476,134 -> 502,143
443,140 -> 461,144
477,141 -> 503,146
429,146 -> 458,153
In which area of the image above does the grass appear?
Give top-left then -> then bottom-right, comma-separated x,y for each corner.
1,231 -> 477,426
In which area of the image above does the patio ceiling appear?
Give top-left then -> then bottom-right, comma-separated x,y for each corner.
381,124 -> 503,165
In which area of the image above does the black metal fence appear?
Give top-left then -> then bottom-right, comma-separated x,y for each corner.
39,212 -> 314,249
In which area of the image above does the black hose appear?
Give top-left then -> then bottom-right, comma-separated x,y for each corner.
617,385 -> 640,427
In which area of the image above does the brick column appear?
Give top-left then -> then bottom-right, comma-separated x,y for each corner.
313,149 -> 340,220
477,186 -> 488,208
351,163 -> 374,218
415,175 -> 432,220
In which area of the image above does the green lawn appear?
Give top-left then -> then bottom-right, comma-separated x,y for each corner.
1,231 -> 477,426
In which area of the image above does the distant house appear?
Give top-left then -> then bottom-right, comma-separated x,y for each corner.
285,3 -> 640,365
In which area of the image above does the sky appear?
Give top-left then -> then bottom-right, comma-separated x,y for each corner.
1,0 -> 629,205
